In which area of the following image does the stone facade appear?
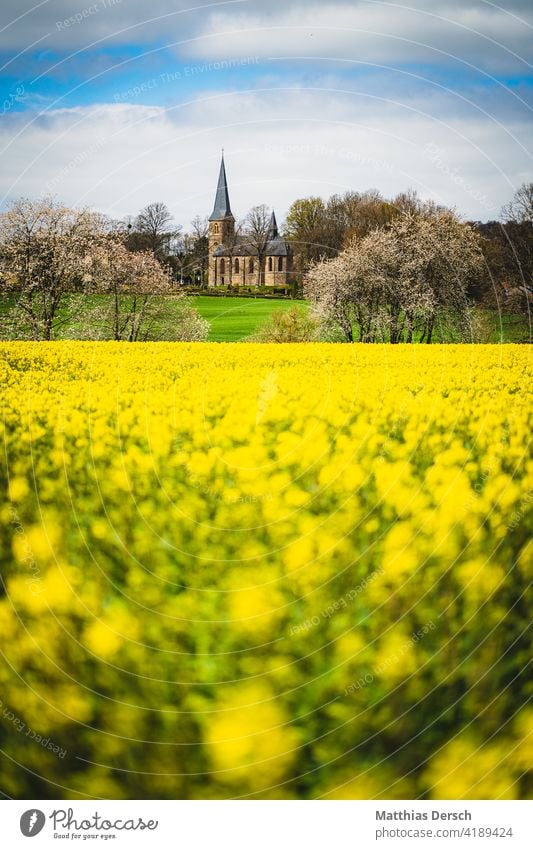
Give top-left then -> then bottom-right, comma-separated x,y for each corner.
208,215 -> 235,287
211,252 -> 290,288
208,154 -> 292,288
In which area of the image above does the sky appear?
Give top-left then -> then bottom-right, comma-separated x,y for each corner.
0,0 -> 531,228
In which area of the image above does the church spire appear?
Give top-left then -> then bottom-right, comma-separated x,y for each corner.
268,210 -> 279,239
209,152 -> 233,221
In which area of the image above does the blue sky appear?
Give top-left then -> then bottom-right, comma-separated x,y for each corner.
0,0 -> 531,226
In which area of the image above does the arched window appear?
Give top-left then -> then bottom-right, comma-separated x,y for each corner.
235,258 -> 239,273
213,223 -> 219,234
268,257 -> 273,272
249,258 -> 254,273
220,258 -> 225,274
278,256 -> 283,271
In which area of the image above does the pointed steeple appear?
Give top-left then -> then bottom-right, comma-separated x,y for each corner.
268,210 -> 279,239
209,152 -> 233,221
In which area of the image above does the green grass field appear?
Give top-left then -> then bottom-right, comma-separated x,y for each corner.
191,295 -> 305,341
191,297 -> 530,343
0,294 -> 529,343
0,294 -> 303,343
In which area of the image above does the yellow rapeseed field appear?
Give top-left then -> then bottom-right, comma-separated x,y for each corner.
0,342 -> 531,800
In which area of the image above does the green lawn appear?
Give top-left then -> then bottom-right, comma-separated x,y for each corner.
190,295 -> 306,341
191,298 -> 530,344
0,294 -> 305,343
1,294 -> 529,343
483,312 -> 531,343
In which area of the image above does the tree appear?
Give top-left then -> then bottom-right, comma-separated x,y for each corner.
391,189 -> 443,219
247,306 -> 337,342
410,213 -> 484,342
502,182 -> 533,224
0,197 -> 106,340
285,192 -> 399,280
306,210 -> 483,343
305,248 -> 359,343
190,215 -> 208,241
173,232 -> 195,284
335,190 -> 397,246
495,183 -> 533,328
185,216 -> 210,286
284,197 -> 329,279
87,239 -> 209,342
475,220 -> 532,331
306,228 -> 401,343
244,205 -> 271,286
134,202 -> 181,262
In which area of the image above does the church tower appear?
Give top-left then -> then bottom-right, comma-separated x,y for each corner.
208,153 -> 235,286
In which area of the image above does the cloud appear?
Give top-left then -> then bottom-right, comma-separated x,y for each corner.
0,0 -> 241,49
1,1 -> 532,77
0,87 -> 529,223
182,2 -> 533,75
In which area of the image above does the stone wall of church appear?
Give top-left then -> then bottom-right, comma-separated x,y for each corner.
208,217 -> 234,286
210,254 -> 292,287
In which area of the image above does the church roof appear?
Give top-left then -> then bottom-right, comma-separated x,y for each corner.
213,235 -> 289,258
209,154 -> 233,221
265,236 -> 289,256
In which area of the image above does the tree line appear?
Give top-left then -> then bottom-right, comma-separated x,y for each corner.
0,182 -> 531,342
0,199 -> 208,342
0,196 -> 283,341
282,183 -> 532,343
123,202 -> 280,290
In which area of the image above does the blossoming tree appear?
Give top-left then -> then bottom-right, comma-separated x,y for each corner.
305,210 -> 483,343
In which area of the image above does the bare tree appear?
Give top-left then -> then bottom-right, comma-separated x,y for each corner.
190,215 -> 209,240
189,216 -> 210,286
244,204 -> 271,286
135,202 -> 181,261
501,182 -> 533,224
0,197 -> 106,340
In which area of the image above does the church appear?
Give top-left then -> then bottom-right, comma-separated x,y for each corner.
208,154 -> 293,288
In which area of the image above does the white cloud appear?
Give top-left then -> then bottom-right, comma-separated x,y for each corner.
1,0 -> 532,75
182,2 -> 533,74
0,0 -> 213,49
0,87 -> 529,223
